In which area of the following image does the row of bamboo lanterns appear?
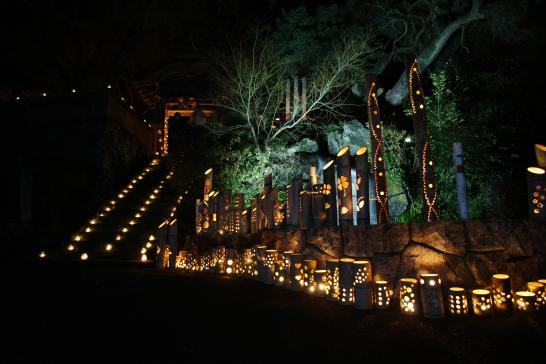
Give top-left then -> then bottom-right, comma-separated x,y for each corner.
174,246 -> 546,317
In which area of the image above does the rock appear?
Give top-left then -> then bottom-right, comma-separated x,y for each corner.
506,255 -> 545,289
411,221 -> 466,256
343,226 -> 374,258
326,119 -> 370,156
523,220 -> 546,255
285,229 -> 305,252
466,220 -> 504,253
372,254 -> 401,289
443,255 -> 475,287
372,223 -> 410,253
306,227 -> 342,257
399,243 -> 445,280
464,253 -> 507,287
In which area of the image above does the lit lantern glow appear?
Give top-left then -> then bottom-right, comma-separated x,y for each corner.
89,219 -> 97,225
129,220 -> 136,225
122,227 -> 129,233
448,287 -> 469,316
374,280 -> 390,309
339,258 -> 355,305
353,260 -> 373,310
303,259 -> 317,293
313,270 -> 328,297
326,259 -> 340,301
471,289 -> 493,316
67,244 -> 75,251
85,227 -> 92,233
39,251 -> 46,258
80,252 -> 89,260
515,291 -> 536,312
400,278 -> 419,315
118,194 -> 124,198
115,235 -> 122,241
105,244 -> 113,252
491,274 -> 513,314
526,167 -> 546,219
527,281 -> 545,310
353,260 -> 372,286
140,207 -> 146,212
141,254 -> 148,262
419,273 -> 445,319
148,235 -> 156,241
288,253 -> 304,291
73,235 -> 82,242
273,260 -> 285,286
146,242 -> 152,249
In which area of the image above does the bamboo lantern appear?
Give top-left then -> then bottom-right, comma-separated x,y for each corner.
263,249 -> 278,284
515,291 -> 536,312
233,193 -> 244,233
313,270 -> 328,297
273,188 -> 284,229
176,251 -> 188,270
353,260 -> 373,310
336,147 -> 353,226
285,184 -> 294,227
273,260 -> 286,286
168,219 -> 178,269
299,189 -> 312,228
448,287 -> 469,316
400,278 -> 419,315
310,165 -> 318,185
339,258 -> 355,305
419,273 -> 445,319
264,174 -> 274,230
407,60 -> 440,222
208,191 -> 218,232
366,80 -> 390,223
155,220 -> 168,270
202,168 -> 213,232
303,259 -> 317,293
471,289 -> 493,316
217,245 -> 227,273
282,250 -> 294,284
491,273 -> 513,314
250,197 -> 258,234
527,282 -> 544,310
374,280 -> 391,309
535,144 -> 546,168
291,176 -> 303,227
255,245 -> 267,282
311,184 -> 326,228
288,253 -> 304,291
322,160 -> 338,227
326,258 -> 340,301
240,209 -> 250,234
527,167 -> 546,220
243,248 -> 254,277
225,249 -> 237,275
355,146 -> 370,225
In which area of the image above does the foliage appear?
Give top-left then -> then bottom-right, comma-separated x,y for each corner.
404,67 -> 511,220
217,140 -> 317,207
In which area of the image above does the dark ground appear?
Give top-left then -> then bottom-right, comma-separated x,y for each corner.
7,261 -> 546,363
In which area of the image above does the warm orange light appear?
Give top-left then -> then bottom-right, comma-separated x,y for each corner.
337,146 -> 349,157
528,167 -> 545,175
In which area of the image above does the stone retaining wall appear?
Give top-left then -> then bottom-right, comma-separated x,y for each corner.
185,219 -> 546,293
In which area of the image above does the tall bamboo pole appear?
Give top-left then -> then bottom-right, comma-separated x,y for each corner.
355,146 -> 370,225
336,146 -> 353,226
323,159 -> 337,226
407,59 -> 440,222
202,168 -> 213,232
366,80 -> 390,223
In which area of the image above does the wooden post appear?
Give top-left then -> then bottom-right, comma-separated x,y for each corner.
407,60 -> 440,222
202,168 -> 213,232
527,167 -> 546,220
336,146 -> 353,226
367,80 -> 390,223
355,146 -> 370,225
323,159 -> 337,226
453,142 -> 469,220
168,219 -> 178,269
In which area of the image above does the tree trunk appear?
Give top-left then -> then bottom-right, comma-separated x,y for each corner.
385,0 -> 484,105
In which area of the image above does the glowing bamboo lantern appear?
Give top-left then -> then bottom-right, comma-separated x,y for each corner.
243,248 -> 254,277
367,80 -> 390,223
233,193 -> 244,233
471,289 -> 493,316
311,184 -> 326,228
338,258 -> 355,304
288,253 -> 304,291
313,270 -> 328,297
374,280 -> 390,309
155,220 -> 168,270
177,251 -> 188,270
322,160 -> 337,227
285,184 -> 294,227
326,258 -> 340,301
250,197 -> 258,234
336,147 -> 353,226
168,219 -> 178,269
224,249 -> 236,274
491,273 -> 513,314
195,199 -> 202,234
355,146 -> 370,225
263,249 -> 278,284
255,245 -> 268,282
353,260 -> 373,310
515,291 -> 536,312
202,168 -> 213,233
240,209 -> 250,234
299,189 -> 312,229
208,191 -> 219,233
282,250 -> 293,283
448,287 -> 469,316
216,245 -> 227,273
535,144 -> 546,167
263,174 -> 275,230
526,167 -> 546,220
419,273 -> 445,319
400,278 -> 419,315
273,260 -> 286,286
303,259 -> 317,293
528,281 -> 545,310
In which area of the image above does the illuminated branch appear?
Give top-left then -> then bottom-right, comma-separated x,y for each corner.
407,60 -> 440,222
366,81 -> 390,223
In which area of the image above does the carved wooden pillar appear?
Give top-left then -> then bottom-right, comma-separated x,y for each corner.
367,80 -> 389,223
322,159 -> 337,226
336,146 -> 353,226
407,60 -> 440,222
355,146 -> 370,225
